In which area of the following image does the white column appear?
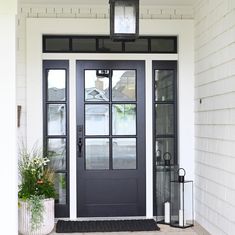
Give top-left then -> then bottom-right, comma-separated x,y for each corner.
69,59 -> 77,219
146,59 -> 153,218
0,0 -> 17,234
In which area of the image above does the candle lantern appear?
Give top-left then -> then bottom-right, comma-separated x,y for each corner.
156,152 -> 176,224
170,168 -> 194,228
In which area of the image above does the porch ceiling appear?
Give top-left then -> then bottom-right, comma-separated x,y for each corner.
18,0 -> 194,7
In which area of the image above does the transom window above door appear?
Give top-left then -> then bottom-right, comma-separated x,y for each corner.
43,35 -> 177,53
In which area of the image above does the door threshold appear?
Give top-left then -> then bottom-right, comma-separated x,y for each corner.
55,216 -> 152,222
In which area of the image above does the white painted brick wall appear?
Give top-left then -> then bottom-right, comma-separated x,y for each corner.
194,0 -> 235,234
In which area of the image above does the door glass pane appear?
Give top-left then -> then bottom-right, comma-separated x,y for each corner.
85,104 -> 109,135
47,69 -> 66,101
112,104 -> 136,135
85,138 -> 109,170
156,138 -> 174,165
155,104 -> 174,135
54,173 -> 67,204
48,138 -> 66,170
48,104 -> 66,135
85,70 -> 109,101
113,138 -> 136,169
112,70 -> 136,101
155,70 -> 174,101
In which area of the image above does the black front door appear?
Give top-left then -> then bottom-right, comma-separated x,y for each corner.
76,60 -> 146,217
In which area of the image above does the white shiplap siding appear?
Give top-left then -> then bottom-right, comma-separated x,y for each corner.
194,0 -> 235,234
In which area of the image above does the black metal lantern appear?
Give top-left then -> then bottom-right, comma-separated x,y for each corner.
109,0 -> 139,41
156,152 -> 177,224
170,168 -> 194,228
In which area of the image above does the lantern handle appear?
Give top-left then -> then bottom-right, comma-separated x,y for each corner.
163,152 -> 172,161
177,168 -> 186,182
177,168 -> 186,176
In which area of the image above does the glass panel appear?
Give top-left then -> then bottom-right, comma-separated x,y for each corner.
85,104 -> 109,135
156,138 -> 174,165
47,69 -> 66,101
45,38 -> 70,52
112,104 -> 136,135
113,138 -> 136,169
125,39 -> 148,52
85,70 -> 109,101
98,38 -> 122,52
85,138 -> 109,170
155,70 -> 174,101
114,4 -> 136,34
151,38 -> 176,53
48,104 -> 66,135
72,38 -> 96,52
54,173 -> 66,204
112,70 -> 136,101
155,104 -> 174,135
48,138 -> 66,170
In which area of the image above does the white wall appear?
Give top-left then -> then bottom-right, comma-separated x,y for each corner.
0,1 -> 17,234
194,0 -> 235,234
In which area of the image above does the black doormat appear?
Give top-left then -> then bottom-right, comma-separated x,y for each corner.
56,219 -> 160,233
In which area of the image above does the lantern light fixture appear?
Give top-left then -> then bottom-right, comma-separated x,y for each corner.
109,0 -> 139,41
170,168 -> 194,228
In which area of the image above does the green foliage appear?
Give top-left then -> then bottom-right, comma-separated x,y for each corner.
18,145 -> 56,199
18,144 -> 56,231
28,195 -> 44,231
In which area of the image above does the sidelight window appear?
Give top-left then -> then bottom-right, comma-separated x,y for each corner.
43,60 -> 70,217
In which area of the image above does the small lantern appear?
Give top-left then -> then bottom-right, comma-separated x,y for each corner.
109,0 -> 139,41
156,152 -> 176,224
163,152 -> 172,224
170,168 -> 194,228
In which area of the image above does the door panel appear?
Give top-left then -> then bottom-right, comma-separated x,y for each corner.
76,60 -> 145,217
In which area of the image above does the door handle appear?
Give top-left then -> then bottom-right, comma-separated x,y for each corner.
77,138 -> 83,157
77,125 -> 83,158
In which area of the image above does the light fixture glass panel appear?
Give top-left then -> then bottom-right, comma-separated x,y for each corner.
114,4 -> 136,34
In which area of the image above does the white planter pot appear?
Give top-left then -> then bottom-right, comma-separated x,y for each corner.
18,198 -> 54,235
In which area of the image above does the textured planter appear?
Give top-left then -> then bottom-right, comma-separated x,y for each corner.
18,198 -> 54,235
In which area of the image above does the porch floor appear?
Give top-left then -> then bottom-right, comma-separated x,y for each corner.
50,224 -> 199,235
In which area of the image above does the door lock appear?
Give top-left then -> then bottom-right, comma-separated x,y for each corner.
77,125 -> 83,158
78,138 -> 83,156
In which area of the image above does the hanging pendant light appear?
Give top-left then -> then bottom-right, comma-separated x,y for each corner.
109,0 -> 139,41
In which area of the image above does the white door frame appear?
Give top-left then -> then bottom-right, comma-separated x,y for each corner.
26,18 -> 194,219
